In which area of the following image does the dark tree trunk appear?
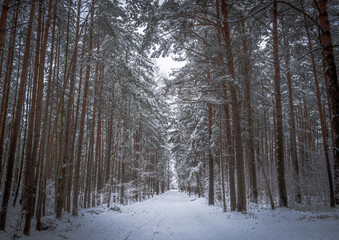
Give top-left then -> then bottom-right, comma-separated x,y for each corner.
216,0 -> 236,210
273,2 -> 288,207
24,0 -> 52,234
36,0 -> 57,229
0,0 -> 20,187
221,0 -> 246,213
73,0 -> 94,215
241,21 -> 258,204
0,0 -> 10,50
282,15 -> 301,204
314,0 -> 339,206
0,1 -> 35,232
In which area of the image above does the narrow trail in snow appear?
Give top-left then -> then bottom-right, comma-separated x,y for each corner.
124,191 -> 226,240
21,190 -> 339,240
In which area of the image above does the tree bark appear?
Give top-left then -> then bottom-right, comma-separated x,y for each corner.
205,54 -> 214,205
314,0 -> 339,206
36,0 -> 57,229
221,0 -> 246,212
24,0 -> 52,234
273,2 -> 288,207
72,0 -> 94,215
302,3 -> 335,207
241,21 -> 258,204
0,1 -> 35,231
216,0 -> 236,211
22,1 -> 43,234
281,15 -> 301,204
0,0 -> 10,51
0,1 -> 20,187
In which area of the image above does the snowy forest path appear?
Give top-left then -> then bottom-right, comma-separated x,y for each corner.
124,190 -> 227,240
21,190 -> 339,240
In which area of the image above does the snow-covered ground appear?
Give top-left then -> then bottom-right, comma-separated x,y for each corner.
3,190 -> 339,240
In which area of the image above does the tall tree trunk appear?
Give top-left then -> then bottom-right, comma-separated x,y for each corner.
218,106 -> 227,211
55,2 -> 72,218
221,0 -> 246,213
13,87 -> 29,208
95,65 -> 104,200
0,1 -> 35,231
206,56 -> 214,205
322,58 -> 336,164
301,6 -> 334,207
72,0 -> 94,215
0,1 -> 20,187
22,1 -> 43,234
23,0 -> 52,234
0,0 -> 10,50
273,2 -> 288,207
36,0 -> 57,229
66,0 -> 82,214
216,0 -> 236,210
241,21 -> 258,204
282,16 -> 301,204
71,16 -> 85,214
105,111 -> 113,187
92,36 -> 102,207
313,0 -> 339,206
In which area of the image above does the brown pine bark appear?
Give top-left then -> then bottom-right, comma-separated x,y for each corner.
218,106 -> 227,211
85,79 -> 96,208
84,45 -> 101,207
43,0 -> 93,182
313,0 -> 339,206
221,0 -> 246,212
70,16 -> 86,214
322,59 -> 335,163
256,141 -> 276,210
59,35 -> 75,215
55,2 -> 72,218
133,118 -> 140,201
22,1 -> 43,233
120,156 -> 125,204
282,16 -> 301,204
91,36 -> 102,207
23,0 -> 52,234
0,1 -> 20,187
302,2 -> 335,207
207,59 -> 214,205
241,21 -> 258,204
13,88 -> 29,208
95,64 -> 104,202
273,2 -> 287,207
65,0 -> 82,214
0,0 -> 10,51
255,110 -> 275,210
36,0 -> 57,229
297,105 -> 305,174
261,81 -> 271,184
73,0 -> 95,215
0,1 -> 35,232
216,0 -> 236,211
105,111 -> 113,187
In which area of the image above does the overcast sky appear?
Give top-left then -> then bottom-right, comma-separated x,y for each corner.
155,56 -> 186,78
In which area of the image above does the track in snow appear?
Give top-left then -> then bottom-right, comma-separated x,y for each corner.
124,191 -> 228,240
21,190 -> 339,240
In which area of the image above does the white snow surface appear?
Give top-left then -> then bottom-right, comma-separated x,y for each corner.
3,190 -> 339,240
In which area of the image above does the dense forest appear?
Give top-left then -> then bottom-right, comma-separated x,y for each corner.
0,0 -> 338,237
